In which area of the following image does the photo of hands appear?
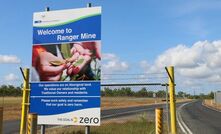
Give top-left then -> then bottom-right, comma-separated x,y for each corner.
31,41 -> 101,81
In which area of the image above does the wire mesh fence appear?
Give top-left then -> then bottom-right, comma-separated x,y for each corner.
99,72 -> 171,134
44,72 -> 172,134
100,82 -> 170,134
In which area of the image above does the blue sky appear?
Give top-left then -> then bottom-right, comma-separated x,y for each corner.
1,0 -> 221,94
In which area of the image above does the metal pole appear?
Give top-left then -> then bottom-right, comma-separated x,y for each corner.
0,107 -> 3,134
167,66 -> 177,134
85,126 -> 90,134
155,108 -> 163,134
84,3 -> 92,134
41,125 -> 45,134
214,91 -> 216,104
87,3 -> 92,7
39,7 -> 50,134
20,68 -> 30,134
165,84 -> 170,134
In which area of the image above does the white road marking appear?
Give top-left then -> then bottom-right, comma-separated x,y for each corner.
101,107 -> 153,119
177,101 -> 194,134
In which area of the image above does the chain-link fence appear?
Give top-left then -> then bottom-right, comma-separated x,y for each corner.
45,72 -> 173,134
99,78 -> 170,134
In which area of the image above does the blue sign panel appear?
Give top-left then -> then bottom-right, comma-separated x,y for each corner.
30,7 -> 101,126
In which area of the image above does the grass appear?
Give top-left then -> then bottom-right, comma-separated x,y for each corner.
43,114 -> 163,134
101,97 -> 163,109
0,97 -> 22,121
204,99 -> 221,110
101,97 -> 191,110
1,96 -> 190,121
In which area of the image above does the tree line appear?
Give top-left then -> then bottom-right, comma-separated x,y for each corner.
102,87 -> 215,99
0,85 -> 215,99
101,87 -> 167,97
0,85 -> 22,96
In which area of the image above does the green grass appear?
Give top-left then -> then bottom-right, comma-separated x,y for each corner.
45,113 -> 162,134
46,120 -> 155,134
90,121 -> 155,134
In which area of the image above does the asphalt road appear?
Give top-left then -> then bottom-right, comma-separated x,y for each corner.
4,102 -> 186,134
3,120 -> 20,134
179,100 -> 221,134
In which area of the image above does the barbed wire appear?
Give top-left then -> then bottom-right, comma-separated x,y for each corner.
102,77 -> 168,81
102,72 -> 167,75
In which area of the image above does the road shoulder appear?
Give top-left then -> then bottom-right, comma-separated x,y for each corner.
202,100 -> 221,113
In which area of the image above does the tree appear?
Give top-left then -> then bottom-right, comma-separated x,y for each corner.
156,90 -> 166,98
136,88 -> 148,97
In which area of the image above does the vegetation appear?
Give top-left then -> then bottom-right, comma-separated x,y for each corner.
45,114 -> 162,134
0,85 -> 22,96
0,84 -> 215,100
189,91 -> 214,99
0,97 -> 22,121
101,87 -> 166,98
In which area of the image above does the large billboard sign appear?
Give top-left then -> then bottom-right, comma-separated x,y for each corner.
30,7 -> 101,126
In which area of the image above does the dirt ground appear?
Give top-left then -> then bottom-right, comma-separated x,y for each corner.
1,97 -> 190,121
204,99 -> 221,110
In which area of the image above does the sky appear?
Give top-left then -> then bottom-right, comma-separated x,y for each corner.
1,0 -> 221,94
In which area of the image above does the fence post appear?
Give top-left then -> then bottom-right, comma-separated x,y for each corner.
165,84 -> 170,133
0,107 -> 3,134
166,66 -> 177,134
155,108 -> 163,134
20,68 -> 30,134
27,113 -> 37,134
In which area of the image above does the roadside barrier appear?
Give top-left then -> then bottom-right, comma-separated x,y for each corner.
155,108 -> 163,134
27,113 -> 37,134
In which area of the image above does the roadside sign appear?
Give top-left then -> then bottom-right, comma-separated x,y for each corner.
153,92 -> 156,98
30,7 -> 101,126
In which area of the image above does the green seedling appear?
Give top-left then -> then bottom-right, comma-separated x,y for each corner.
50,60 -> 65,66
73,58 -> 84,66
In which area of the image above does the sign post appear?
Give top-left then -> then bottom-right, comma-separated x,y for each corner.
85,3 -> 92,134
30,5 -> 101,129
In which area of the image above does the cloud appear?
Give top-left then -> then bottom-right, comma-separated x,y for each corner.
141,40 -> 221,90
140,60 -> 149,69
0,55 -> 21,64
4,73 -> 19,81
102,53 -> 129,73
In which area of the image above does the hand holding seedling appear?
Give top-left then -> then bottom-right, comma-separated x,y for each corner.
67,43 -> 92,75
37,51 -> 67,81
81,41 -> 101,60
33,42 -> 101,81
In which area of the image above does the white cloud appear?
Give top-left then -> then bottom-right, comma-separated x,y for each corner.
140,40 -> 221,90
102,53 -> 129,73
0,55 -> 21,64
102,53 -> 117,60
140,60 -> 149,69
4,73 -> 19,81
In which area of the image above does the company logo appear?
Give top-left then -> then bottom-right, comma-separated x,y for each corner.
34,19 -> 60,24
34,20 -> 42,24
73,116 -> 100,124
73,117 -> 78,123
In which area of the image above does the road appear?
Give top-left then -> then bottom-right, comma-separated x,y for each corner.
3,120 -> 20,134
178,100 -> 221,134
4,102 -> 187,134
